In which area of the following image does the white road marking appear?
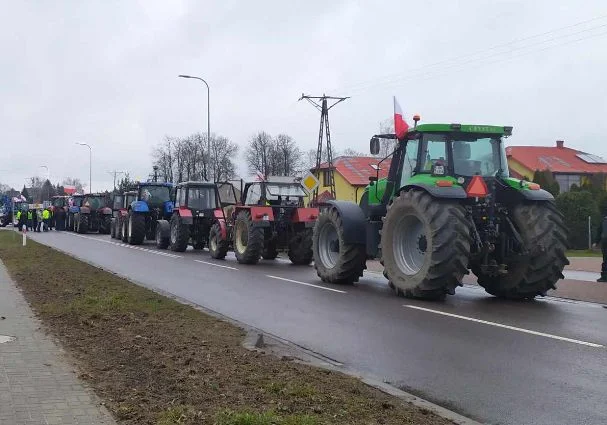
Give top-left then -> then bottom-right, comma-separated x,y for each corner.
266,275 -> 347,294
404,305 -> 604,348
194,260 -> 238,270
67,233 -> 181,258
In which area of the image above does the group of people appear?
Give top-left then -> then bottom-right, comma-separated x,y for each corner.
15,207 -> 52,232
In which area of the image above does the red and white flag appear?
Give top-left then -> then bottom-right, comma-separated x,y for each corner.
393,96 -> 409,140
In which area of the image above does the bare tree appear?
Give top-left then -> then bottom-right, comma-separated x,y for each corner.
377,118 -> 397,158
210,135 -> 239,181
245,131 -> 273,177
341,148 -> 366,157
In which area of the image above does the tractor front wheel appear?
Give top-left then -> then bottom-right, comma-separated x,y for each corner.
169,214 -> 190,252
313,207 -> 366,283
234,210 -> 263,264
110,218 -> 117,238
473,202 -> 568,299
381,190 -> 471,300
101,215 -> 112,234
121,217 -> 128,242
127,212 -> 146,245
288,229 -> 313,265
209,222 -> 229,259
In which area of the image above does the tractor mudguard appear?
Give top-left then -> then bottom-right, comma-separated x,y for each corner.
163,200 -> 174,216
101,207 -> 112,215
248,206 -> 274,222
157,219 -> 170,238
324,200 -> 366,245
177,207 -> 193,225
292,207 -> 319,224
79,206 -> 91,214
518,188 -> 554,201
215,218 -> 228,239
404,184 -> 468,199
131,201 -> 149,213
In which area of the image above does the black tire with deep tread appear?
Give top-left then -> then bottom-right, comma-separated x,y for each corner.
473,202 -> 568,299
234,210 -> 263,264
127,212 -> 146,245
156,220 -> 170,249
288,229 -> 314,265
209,222 -> 229,259
101,215 -> 112,234
313,207 -> 367,284
381,190 -> 471,300
169,214 -> 190,252
120,216 -> 128,242
77,214 -> 89,234
110,218 -> 117,238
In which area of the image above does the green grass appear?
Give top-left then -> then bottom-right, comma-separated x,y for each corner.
567,249 -> 603,258
216,410 -> 318,425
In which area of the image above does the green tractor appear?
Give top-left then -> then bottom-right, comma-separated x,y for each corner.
312,120 -> 568,300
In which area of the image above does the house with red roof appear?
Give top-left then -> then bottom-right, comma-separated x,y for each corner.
313,156 -> 391,203
506,140 -> 607,192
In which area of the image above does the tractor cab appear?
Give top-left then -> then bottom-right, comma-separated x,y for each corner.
174,182 -> 219,215
82,194 -> 109,210
70,195 -> 84,209
243,177 -> 306,209
111,193 -> 124,212
137,183 -> 171,208
51,196 -> 69,211
124,191 -> 137,208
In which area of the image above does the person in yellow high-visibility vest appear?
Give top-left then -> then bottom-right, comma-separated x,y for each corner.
42,208 -> 50,232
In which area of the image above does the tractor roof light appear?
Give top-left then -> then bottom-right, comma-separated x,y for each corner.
435,180 -> 453,187
503,126 -> 513,136
450,123 -> 462,130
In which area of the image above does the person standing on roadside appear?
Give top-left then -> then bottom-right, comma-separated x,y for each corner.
593,207 -> 607,283
16,209 -> 23,230
32,207 -> 39,232
26,209 -> 33,231
42,208 -> 50,232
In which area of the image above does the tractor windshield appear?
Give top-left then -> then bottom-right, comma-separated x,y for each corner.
188,187 -> 217,210
112,195 -> 124,210
83,196 -> 106,209
125,193 -> 137,207
72,197 -> 83,207
266,184 -> 306,200
451,136 -> 508,177
140,186 -> 170,206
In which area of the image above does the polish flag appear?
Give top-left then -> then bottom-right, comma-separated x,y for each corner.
393,96 -> 409,140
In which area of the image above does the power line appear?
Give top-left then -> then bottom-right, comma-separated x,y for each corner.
107,170 -> 126,191
333,13 -> 607,94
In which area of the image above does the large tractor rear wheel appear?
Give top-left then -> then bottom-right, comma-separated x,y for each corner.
120,217 -> 128,242
474,202 -> 568,299
156,220 -> 170,249
288,229 -> 313,265
169,214 -> 190,252
77,214 -> 89,234
101,215 -> 112,234
110,218 -> 117,238
209,222 -> 229,259
127,212 -> 146,245
313,207 -> 366,283
381,190 -> 471,300
234,210 -> 263,264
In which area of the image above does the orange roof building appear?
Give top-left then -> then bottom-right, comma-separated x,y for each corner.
507,140 -> 607,192
313,156 -> 391,203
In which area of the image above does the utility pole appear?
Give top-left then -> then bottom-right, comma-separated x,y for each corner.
299,94 -> 349,202
107,170 -> 126,192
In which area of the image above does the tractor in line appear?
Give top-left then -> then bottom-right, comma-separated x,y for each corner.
311,117 -> 568,300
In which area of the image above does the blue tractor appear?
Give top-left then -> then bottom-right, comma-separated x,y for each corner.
120,182 -> 173,245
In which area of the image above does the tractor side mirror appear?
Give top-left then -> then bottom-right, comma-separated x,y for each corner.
370,137 -> 380,155
368,176 -> 377,186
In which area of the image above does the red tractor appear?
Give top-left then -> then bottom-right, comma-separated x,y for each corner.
156,181 -> 239,253
217,177 -> 318,265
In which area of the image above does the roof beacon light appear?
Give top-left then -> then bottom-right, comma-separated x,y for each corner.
413,114 -> 421,128
503,126 -> 513,136
466,175 -> 488,198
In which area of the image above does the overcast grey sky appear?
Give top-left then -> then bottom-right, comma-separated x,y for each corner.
1,1 -> 606,191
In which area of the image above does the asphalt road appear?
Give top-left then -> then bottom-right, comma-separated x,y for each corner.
22,230 -> 607,425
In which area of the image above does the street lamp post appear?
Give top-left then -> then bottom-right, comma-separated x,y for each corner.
39,165 -> 49,201
178,74 -> 212,181
76,143 -> 92,193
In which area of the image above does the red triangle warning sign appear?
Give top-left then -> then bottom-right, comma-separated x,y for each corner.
466,175 -> 488,198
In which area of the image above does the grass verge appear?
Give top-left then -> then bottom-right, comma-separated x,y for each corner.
0,231 -> 452,425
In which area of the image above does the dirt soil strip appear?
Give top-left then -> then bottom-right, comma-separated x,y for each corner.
0,232 -> 456,425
